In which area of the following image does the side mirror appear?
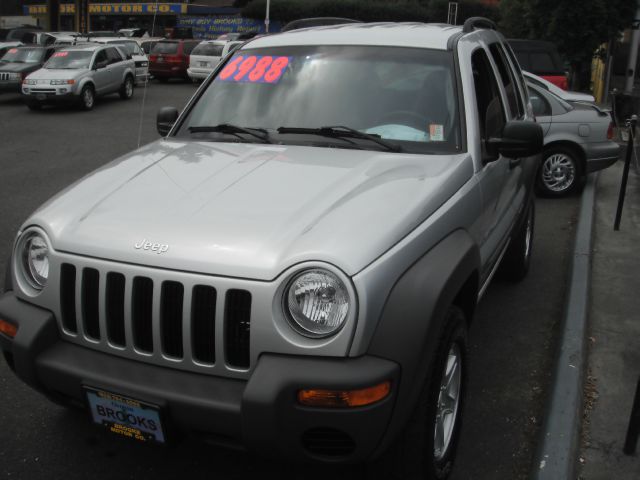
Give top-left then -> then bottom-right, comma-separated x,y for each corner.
157,106 -> 179,136
487,121 -> 543,159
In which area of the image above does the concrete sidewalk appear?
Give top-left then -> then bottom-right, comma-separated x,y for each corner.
580,159 -> 640,479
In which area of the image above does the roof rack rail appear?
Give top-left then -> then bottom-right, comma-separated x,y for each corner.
462,17 -> 496,33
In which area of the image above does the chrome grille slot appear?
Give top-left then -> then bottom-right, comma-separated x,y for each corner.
161,281 -> 184,358
105,272 -> 125,347
81,268 -> 100,340
132,276 -> 153,353
192,285 -> 216,364
60,263 -> 77,333
225,289 -> 251,369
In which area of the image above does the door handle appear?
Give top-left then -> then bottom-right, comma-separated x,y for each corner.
509,158 -> 521,169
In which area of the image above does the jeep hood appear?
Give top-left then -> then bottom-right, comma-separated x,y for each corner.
27,140 -> 473,280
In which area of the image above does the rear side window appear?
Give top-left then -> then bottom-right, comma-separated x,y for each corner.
530,52 -> 558,74
151,42 -> 178,54
471,49 -> 506,153
527,86 -> 551,116
489,43 -> 524,119
192,43 -> 224,56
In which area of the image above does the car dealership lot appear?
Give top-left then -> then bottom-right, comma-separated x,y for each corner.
0,81 -> 579,479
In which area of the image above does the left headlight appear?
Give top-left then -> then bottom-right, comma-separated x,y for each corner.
285,269 -> 350,338
18,230 -> 50,290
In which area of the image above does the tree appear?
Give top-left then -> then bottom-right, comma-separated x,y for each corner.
500,0 -> 635,89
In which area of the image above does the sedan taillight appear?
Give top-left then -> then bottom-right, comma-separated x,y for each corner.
607,122 -> 614,140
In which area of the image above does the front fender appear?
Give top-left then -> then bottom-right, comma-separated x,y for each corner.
367,229 -> 480,457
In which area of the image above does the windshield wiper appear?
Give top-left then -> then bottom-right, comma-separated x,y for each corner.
189,123 -> 272,144
277,125 -> 402,152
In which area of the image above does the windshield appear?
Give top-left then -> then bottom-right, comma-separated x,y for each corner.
192,43 -> 224,56
45,50 -> 93,69
1,47 -> 44,63
177,45 -> 461,154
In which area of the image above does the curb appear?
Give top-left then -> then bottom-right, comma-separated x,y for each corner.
531,174 -> 596,480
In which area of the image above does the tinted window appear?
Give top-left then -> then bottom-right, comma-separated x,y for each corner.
151,42 -> 178,54
111,41 -> 142,56
141,41 -> 157,54
93,50 -> 108,67
105,47 -> 122,64
472,48 -> 506,152
489,43 -> 524,118
530,52 -> 557,74
192,43 -> 225,56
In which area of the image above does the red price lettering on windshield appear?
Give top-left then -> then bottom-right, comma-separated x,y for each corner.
53,51 -> 68,57
8,48 -> 18,54
218,55 -> 290,84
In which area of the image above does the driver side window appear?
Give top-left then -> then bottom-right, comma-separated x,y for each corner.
471,49 -> 506,156
93,50 -> 107,68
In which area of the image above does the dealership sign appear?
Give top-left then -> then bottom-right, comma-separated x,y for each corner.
24,3 -> 188,15
176,16 -> 281,38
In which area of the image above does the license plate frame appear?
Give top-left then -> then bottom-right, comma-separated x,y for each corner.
36,94 -> 46,101
199,61 -> 208,67
84,386 -> 167,445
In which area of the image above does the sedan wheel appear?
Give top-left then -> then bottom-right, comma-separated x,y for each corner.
80,86 -> 95,111
538,147 -> 581,196
120,76 -> 134,100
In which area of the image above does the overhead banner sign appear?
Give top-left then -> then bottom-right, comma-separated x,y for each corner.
176,16 -> 281,39
25,3 -> 187,16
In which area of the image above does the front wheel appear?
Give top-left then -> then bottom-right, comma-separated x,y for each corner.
79,85 -> 95,111
119,75 -> 134,100
536,147 -> 582,196
368,306 -> 468,480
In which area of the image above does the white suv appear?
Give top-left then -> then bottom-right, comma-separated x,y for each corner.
187,40 -> 242,82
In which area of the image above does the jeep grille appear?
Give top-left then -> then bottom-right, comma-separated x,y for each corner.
59,262 -> 251,370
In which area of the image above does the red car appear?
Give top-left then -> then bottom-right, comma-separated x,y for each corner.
508,39 -> 568,90
149,39 -> 200,81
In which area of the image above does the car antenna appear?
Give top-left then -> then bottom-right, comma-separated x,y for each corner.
136,0 -> 160,148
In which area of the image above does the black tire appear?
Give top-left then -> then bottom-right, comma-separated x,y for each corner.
536,146 -> 583,197
367,306 -> 468,480
119,75 -> 134,100
26,102 -> 42,111
79,85 -> 95,111
498,200 -> 535,281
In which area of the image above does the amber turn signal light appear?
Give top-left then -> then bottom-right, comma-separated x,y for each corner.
0,319 -> 18,339
298,380 -> 391,408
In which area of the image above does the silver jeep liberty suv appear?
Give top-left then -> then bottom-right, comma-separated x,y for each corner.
1,17 -> 542,479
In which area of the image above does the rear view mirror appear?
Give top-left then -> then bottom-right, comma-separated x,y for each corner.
488,121 -> 543,158
157,106 -> 179,136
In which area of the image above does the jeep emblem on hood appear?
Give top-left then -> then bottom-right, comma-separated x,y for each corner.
134,239 -> 169,254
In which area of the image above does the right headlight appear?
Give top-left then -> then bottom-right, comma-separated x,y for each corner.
285,268 -> 350,338
17,229 -> 50,291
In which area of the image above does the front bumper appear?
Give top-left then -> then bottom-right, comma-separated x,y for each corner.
22,86 -> 78,105
585,141 -> 621,173
0,80 -> 22,93
0,292 -> 399,463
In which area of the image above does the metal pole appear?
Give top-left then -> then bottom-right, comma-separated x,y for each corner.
265,0 -> 270,33
624,0 -> 640,94
614,115 -> 637,231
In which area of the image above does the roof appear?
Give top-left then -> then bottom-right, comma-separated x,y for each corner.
249,22 -> 464,51
59,44 -> 102,52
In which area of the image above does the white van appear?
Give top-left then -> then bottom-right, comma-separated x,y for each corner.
187,40 -> 242,82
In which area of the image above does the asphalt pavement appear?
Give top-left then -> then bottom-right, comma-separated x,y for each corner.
0,81 -> 579,479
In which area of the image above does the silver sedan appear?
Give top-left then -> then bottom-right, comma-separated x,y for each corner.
528,82 -> 619,196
